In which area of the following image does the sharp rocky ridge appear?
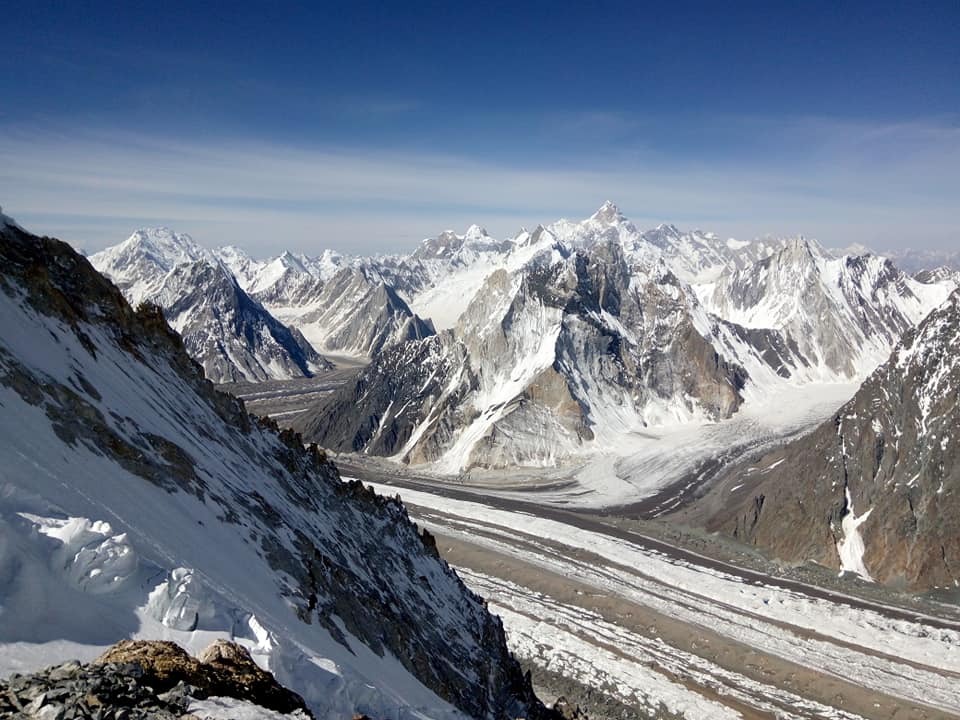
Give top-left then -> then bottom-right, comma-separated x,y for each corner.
90,228 -> 331,383
0,216 -> 555,719
87,204 -> 955,472
696,288 -> 960,590
289,204 -> 955,471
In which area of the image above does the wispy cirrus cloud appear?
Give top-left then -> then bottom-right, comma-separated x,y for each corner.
0,115 -> 956,256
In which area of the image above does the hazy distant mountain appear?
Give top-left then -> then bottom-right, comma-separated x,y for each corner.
91,229 -> 329,383
885,248 -> 960,275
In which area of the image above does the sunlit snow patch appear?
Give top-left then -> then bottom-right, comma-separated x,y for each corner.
836,488 -> 874,581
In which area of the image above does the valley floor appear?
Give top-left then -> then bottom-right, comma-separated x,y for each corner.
232,376 -> 960,717
353,476 -> 960,720
219,364 -> 364,421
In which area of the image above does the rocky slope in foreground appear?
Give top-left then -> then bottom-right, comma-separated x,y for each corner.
696,289 -> 960,590
1,639 -> 311,720
0,213 -> 551,720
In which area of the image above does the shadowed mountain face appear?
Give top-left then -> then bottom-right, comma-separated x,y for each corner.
90,229 -> 329,382
296,241 -> 749,471
699,289 -> 960,590
151,260 -> 329,382
0,217 -> 553,719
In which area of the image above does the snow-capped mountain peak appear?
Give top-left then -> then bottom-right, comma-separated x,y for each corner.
464,223 -> 489,240
89,227 -> 214,306
590,200 -> 627,224
216,244 -> 253,266
124,227 -> 210,267
779,235 -> 827,262
652,222 -> 682,237
276,249 -> 307,272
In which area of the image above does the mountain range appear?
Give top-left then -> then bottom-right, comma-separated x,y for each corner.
696,287 -> 960,589
291,205 -> 955,472
0,210 -> 551,719
87,204 -> 957,475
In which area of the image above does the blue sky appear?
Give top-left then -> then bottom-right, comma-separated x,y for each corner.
1,1 -> 957,256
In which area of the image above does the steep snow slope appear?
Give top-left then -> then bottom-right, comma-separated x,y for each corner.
0,218 -> 550,720
149,260 -> 329,383
92,230 -> 326,383
699,289 -> 960,590
297,241 -> 756,470
90,227 -> 214,305
699,239 -> 953,379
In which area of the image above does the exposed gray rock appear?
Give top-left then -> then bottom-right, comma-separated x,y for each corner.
0,221 -> 557,720
0,640 -> 311,719
150,260 -> 329,382
699,290 -> 960,590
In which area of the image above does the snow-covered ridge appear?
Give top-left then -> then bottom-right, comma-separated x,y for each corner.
704,288 -> 960,589
90,229 -> 328,383
0,220 -> 549,719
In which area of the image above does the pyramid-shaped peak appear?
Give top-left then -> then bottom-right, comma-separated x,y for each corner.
653,222 -> 682,236
275,250 -> 308,272
590,200 -> 626,224
464,224 -> 489,238
775,236 -> 829,264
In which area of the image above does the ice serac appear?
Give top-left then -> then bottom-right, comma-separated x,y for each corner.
0,219 -> 553,719
703,289 -> 960,590
298,238 -> 748,470
91,229 -> 328,383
